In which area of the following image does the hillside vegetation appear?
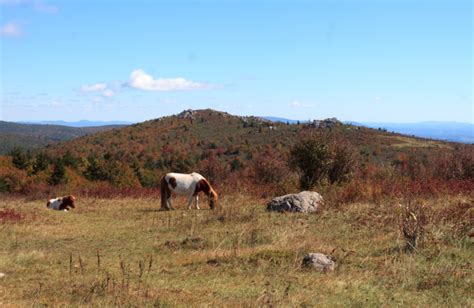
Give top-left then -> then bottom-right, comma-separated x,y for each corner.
0,121 -> 126,154
47,109 -> 453,164
1,109 -> 472,202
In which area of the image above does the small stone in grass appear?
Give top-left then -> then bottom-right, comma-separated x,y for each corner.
302,253 -> 335,272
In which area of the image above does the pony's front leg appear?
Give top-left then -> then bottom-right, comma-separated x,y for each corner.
195,195 -> 200,210
186,195 -> 194,210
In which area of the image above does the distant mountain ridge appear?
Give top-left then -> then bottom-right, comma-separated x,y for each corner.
348,121 -> 474,144
264,117 -> 473,143
262,116 -> 303,124
17,120 -> 133,127
0,121 -> 127,154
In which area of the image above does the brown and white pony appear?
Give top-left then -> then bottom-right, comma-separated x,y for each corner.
46,195 -> 76,211
160,172 -> 218,210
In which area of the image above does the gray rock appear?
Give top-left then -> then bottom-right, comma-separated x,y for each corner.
266,191 -> 323,213
302,253 -> 335,272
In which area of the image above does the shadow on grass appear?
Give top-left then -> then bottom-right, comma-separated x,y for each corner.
137,208 -> 161,213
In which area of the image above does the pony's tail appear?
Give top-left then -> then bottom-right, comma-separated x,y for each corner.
160,176 -> 170,210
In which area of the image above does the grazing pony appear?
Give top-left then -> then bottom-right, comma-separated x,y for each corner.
160,172 -> 218,211
46,195 -> 76,211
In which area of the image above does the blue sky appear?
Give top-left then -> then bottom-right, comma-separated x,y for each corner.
0,0 -> 472,123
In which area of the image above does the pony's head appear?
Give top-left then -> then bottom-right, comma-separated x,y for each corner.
64,195 -> 76,208
208,189 -> 218,210
196,178 -> 218,210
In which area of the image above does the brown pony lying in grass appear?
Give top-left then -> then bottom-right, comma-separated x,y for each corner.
46,195 -> 76,211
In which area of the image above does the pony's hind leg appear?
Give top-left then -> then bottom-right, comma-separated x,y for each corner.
186,195 -> 194,210
160,198 -> 171,211
167,197 -> 175,210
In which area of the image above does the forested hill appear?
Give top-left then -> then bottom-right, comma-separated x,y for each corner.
0,121 -> 126,154
3,109 -> 472,197
47,109 -> 456,171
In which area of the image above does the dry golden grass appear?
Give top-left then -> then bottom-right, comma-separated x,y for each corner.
389,136 -> 452,149
0,194 -> 472,306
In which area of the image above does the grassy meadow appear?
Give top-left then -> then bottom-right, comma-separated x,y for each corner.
0,194 -> 472,306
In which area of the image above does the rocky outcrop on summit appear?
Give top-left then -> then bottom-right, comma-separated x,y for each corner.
308,118 -> 342,129
177,109 -> 196,119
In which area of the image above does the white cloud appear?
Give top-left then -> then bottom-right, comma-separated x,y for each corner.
102,89 -> 115,97
0,22 -> 22,38
129,69 -> 213,91
78,70 -> 214,100
80,83 -> 107,93
375,96 -> 382,101
289,100 -> 313,108
80,83 -> 115,98
34,0 -> 58,14
0,0 -> 58,14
